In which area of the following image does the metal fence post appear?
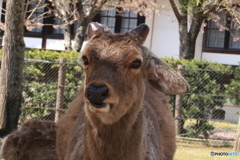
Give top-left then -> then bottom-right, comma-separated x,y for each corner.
55,59 -> 67,122
175,64 -> 184,135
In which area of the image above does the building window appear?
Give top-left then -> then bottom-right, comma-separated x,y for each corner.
97,8 -> 145,33
100,9 -> 116,32
120,10 -> 139,33
52,18 -> 64,35
212,109 -> 225,120
229,21 -> 240,49
203,11 -> 240,53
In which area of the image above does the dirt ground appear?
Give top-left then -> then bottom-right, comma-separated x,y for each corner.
209,129 -> 236,141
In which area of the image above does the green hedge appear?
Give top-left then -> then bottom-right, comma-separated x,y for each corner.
162,57 -> 239,105
0,49 -> 79,61
1,50 -> 239,139
24,49 -> 80,62
162,57 -> 240,138
22,49 -> 83,122
1,49 -> 82,122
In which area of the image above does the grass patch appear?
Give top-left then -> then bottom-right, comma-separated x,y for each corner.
175,142 -> 238,160
184,119 -> 238,130
208,121 -> 238,130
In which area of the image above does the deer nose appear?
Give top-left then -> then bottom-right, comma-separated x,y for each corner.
86,85 -> 109,107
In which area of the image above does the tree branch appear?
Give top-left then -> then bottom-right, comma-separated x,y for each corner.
51,0 -> 73,23
27,0 -> 43,20
169,0 -> 184,22
203,0 -> 223,17
203,5 -> 217,17
75,0 -> 85,20
24,0 -> 30,18
87,0 -> 109,19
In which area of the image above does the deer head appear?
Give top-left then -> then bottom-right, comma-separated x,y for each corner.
80,22 -> 189,125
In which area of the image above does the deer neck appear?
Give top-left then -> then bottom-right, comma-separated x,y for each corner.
84,100 -> 147,160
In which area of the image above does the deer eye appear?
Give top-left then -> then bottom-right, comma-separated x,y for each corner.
130,59 -> 142,69
81,56 -> 89,65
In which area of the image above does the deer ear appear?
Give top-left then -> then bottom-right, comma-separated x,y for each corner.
147,56 -> 189,95
130,24 -> 149,44
87,22 -> 111,39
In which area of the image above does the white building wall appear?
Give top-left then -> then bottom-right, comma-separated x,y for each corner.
46,39 -> 87,51
202,53 -> 240,65
144,14 -> 154,50
222,105 -> 240,123
145,0 -> 240,65
195,28 -> 204,60
46,39 -> 66,50
214,104 -> 240,123
144,0 -> 179,59
24,37 -> 42,49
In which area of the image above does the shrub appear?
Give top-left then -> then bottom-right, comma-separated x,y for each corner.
24,49 -> 80,62
162,57 -> 238,139
21,49 -> 82,122
1,49 -> 83,122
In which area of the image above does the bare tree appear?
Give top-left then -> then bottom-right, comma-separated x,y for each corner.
0,0 -> 25,136
73,0 -> 110,51
49,0 -> 76,51
49,0 -> 113,51
0,1 -> 49,33
169,0 -> 240,59
50,0 -> 160,52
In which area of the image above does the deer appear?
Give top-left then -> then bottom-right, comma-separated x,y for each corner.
0,119 -> 57,160
56,22 -> 189,160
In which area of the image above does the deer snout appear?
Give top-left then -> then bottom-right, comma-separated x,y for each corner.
86,85 -> 109,108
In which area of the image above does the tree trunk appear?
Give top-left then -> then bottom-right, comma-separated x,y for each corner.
179,12 -> 204,60
178,13 -> 189,59
0,0 -> 25,136
73,18 -> 90,52
73,0 -> 108,52
64,23 -> 72,51
234,116 -> 240,152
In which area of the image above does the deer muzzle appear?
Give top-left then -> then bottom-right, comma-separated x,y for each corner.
86,84 -> 111,113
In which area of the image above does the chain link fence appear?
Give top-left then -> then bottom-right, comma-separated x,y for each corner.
1,59 -> 239,146
171,66 -> 239,146
20,59 -> 83,124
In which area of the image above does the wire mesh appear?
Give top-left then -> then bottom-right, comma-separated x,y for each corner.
0,59 -> 239,146
20,60 -> 83,124
171,67 -> 239,143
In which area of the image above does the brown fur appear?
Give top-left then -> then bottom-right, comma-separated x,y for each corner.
1,119 -> 57,160
57,23 -> 189,160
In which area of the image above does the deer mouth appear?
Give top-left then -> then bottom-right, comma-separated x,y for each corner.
92,103 -> 106,108
89,103 -> 111,113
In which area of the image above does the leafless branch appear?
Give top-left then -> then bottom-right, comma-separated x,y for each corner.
169,0 -> 183,22
29,11 -> 52,23
27,5 -> 46,13
87,0 -> 109,19
27,0 -> 43,20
